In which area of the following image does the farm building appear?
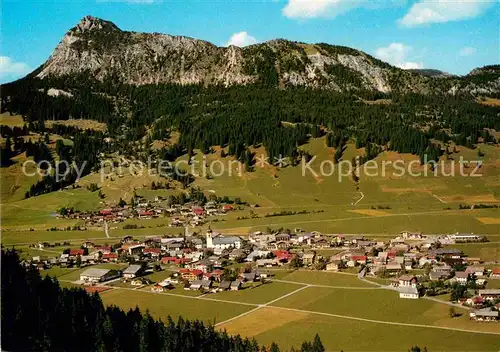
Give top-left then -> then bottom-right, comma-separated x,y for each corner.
256,259 -> 278,267
302,252 -> 316,265
189,258 -> 214,273
465,266 -> 485,276
189,280 -> 203,290
206,232 -> 242,249
123,244 -> 145,255
469,308 -> 499,321
102,253 -> 118,262
151,284 -> 166,293
230,280 -> 242,291
240,272 -> 258,282
478,289 -> 500,301
398,275 -> 417,287
429,271 -> 448,281
80,268 -> 120,283
143,248 -> 161,257
179,269 -> 204,282
201,279 -> 212,290
218,281 -> 231,291
123,264 -> 143,279
490,268 -> 500,278
454,271 -> 469,285
326,261 -> 341,271
69,249 -> 85,257
399,286 -> 419,299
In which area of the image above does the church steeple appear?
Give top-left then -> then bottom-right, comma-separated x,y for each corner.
206,228 -> 214,248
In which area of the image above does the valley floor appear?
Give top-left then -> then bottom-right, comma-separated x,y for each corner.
57,270 -> 500,351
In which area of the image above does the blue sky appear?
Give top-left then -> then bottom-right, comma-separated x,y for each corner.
1,0 -> 499,83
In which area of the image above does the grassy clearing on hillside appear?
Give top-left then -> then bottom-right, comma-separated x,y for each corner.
219,307 -> 500,352
349,209 -> 391,216
0,113 -> 25,127
1,225 -> 193,245
479,97 -> 500,107
99,289 -> 251,325
313,248 -> 345,257
45,119 -> 107,131
271,287 -> 449,325
1,188 -> 100,225
77,165 -> 180,205
0,153 -> 41,202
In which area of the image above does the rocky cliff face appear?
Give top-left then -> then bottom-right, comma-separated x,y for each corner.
35,16 -> 400,92
34,16 -> 499,96
454,65 -> 500,96
38,16 -> 245,86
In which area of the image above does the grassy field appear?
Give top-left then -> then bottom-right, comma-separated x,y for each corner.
95,275 -> 499,350
142,270 -> 177,283
448,242 -> 500,262
2,229 -> 107,245
486,279 -> 500,289
208,281 -> 302,304
99,289 -> 251,325
214,279 -> 500,350
219,307 -> 500,352
276,270 -> 375,287
270,287 -> 500,332
4,207 -> 499,246
90,279 -> 500,350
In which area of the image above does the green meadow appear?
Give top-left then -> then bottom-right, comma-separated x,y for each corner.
208,281 -> 302,304
224,308 -> 500,352
99,289 -> 251,325
276,270 -> 374,287
2,136 -> 499,241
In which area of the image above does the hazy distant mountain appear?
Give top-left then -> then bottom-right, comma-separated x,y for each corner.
407,69 -> 453,78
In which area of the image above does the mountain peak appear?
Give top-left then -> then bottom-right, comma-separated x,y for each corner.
29,16 -> 499,96
70,15 -> 120,34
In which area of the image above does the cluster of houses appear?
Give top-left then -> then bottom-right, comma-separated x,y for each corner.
176,269 -> 264,293
56,197 -> 235,227
26,230 -> 243,271
389,275 -> 420,299
23,228 -> 499,321
249,230 -> 337,250
28,230 -> 498,281
467,289 -> 500,322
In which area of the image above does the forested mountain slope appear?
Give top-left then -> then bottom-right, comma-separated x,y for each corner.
1,16 -> 499,201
